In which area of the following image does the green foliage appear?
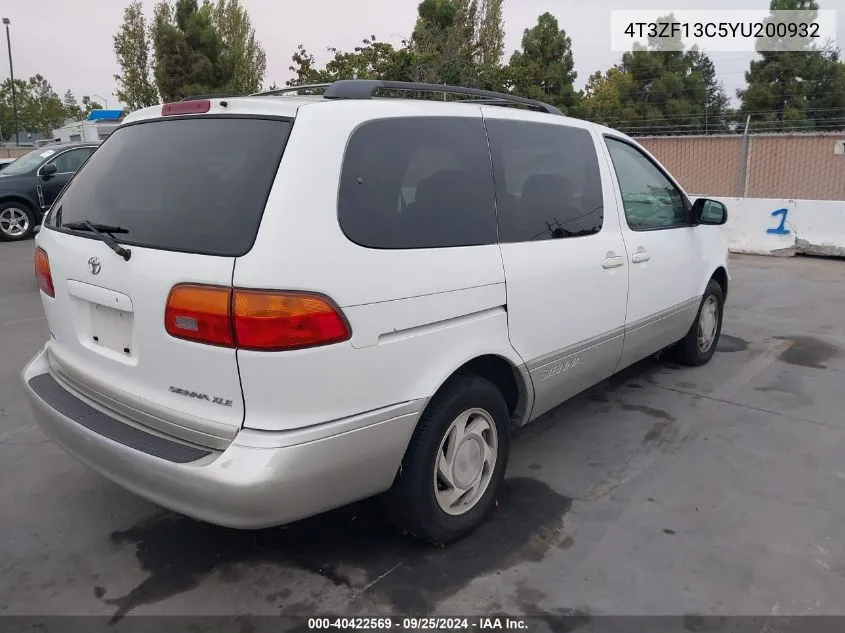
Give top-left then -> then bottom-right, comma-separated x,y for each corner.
127,0 -> 267,104
211,0 -> 267,94
282,0 -> 839,136
113,0 -> 159,110
508,12 -> 578,112
579,68 -> 634,127
577,14 -> 730,133
59,91 -> 101,122
287,0 -> 508,93
738,0 -> 844,130
804,46 -> 845,127
81,95 -> 105,116
152,0 -> 233,102
0,75 -> 75,140
287,37 -> 416,86
476,0 -> 504,71
62,90 -> 83,121
411,0 -> 480,87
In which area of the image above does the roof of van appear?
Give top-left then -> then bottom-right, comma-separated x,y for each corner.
123,94 -> 579,128
123,79 -> 570,125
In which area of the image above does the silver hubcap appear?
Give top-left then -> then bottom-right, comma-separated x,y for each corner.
698,295 -> 719,353
434,407 -> 498,516
0,207 -> 29,237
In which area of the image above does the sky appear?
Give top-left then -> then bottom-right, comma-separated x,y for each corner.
2,0 -> 843,110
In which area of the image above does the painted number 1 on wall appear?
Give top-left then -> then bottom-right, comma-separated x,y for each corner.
767,208 -> 790,235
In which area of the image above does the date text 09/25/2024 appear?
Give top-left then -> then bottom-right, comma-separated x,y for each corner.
307,618 -> 529,631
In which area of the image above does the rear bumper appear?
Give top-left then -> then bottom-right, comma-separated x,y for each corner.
22,346 -> 421,529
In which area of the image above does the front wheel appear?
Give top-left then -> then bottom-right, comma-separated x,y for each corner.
382,374 -> 511,544
671,279 -> 725,366
0,201 -> 36,241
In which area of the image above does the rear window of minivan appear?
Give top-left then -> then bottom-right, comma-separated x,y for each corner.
337,116 -> 498,249
47,117 -> 292,256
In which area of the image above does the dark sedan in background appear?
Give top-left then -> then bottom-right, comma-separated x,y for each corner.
0,142 -> 98,241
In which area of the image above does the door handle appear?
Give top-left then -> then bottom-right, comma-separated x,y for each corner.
602,256 -> 625,269
632,250 -> 650,264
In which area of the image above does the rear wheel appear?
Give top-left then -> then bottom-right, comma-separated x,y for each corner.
383,374 -> 510,544
671,280 -> 724,366
0,201 -> 36,241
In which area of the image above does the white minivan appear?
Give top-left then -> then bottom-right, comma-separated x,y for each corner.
23,80 -> 729,544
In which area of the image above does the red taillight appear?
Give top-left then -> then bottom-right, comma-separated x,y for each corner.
165,285 -> 233,347
162,100 -> 211,116
34,247 -> 54,297
233,290 -> 351,351
164,285 -> 351,351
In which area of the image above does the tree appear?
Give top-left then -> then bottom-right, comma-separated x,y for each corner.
287,37 -> 415,86
62,90 -> 83,121
285,0 -> 508,94
411,0 -> 480,87
476,0 -> 503,69
211,0 -> 267,94
687,49 -> 731,131
509,13 -> 578,112
0,79 -> 29,140
152,0 -> 234,102
113,0 -> 159,110
287,44 -> 327,86
0,75 -> 69,139
589,13 -> 730,134
737,0 -> 820,128
22,75 -> 68,137
579,67 -> 634,127
804,45 -> 845,129
81,95 -> 105,116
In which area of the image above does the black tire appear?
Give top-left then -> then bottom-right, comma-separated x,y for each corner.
0,200 -> 36,242
671,279 -> 725,367
382,373 -> 511,544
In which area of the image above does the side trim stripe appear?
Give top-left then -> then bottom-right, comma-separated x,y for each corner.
524,297 -> 701,372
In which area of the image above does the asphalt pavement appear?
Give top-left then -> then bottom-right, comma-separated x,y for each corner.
1,239 -> 844,623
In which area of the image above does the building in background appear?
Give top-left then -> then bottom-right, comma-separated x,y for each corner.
52,110 -> 125,144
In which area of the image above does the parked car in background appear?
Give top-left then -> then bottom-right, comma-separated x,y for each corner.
0,157 -> 17,172
0,142 -> 99,241
22,81 -> 729,544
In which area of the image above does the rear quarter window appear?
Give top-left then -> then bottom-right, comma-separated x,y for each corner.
48,116 -> 292,256
485,119 -> 604,243
338,116 -> 498,249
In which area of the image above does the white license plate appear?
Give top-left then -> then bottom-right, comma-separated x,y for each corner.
90,304 -> 134,355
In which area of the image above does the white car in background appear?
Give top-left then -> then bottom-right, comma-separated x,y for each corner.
23,80 -> 729,544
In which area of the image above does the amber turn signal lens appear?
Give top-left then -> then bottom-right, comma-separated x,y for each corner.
165,284 -> 233,347
34,247 -> 55,298
233,290 -> 351,351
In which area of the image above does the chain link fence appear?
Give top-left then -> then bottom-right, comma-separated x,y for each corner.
639,132 -> 845,200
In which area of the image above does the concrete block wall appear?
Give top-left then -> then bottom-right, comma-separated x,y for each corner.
693,195 -> 845,258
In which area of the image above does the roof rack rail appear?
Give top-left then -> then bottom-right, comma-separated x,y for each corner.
322,80 -> 563,115
179,93 -> 239,102
252,84 -> 332,97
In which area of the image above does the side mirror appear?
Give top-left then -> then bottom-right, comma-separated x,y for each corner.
40,163 -> 58,179
32,225 -> 41,235
692,198 -> 728,225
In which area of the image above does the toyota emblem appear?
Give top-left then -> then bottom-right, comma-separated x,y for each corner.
88,257 -> 102,275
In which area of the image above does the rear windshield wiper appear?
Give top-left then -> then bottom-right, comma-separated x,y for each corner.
63,221 -> 132,261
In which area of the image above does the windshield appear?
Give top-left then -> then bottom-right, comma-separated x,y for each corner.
2,147 -> 57,175
48,116 -> 293,256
